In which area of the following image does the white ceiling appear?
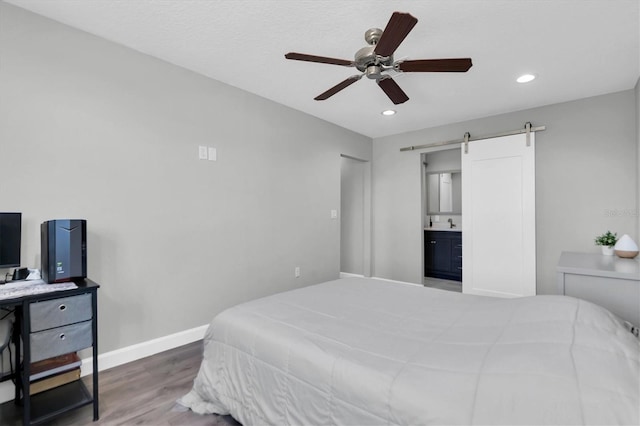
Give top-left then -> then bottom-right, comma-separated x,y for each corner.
5,0 -> 640,138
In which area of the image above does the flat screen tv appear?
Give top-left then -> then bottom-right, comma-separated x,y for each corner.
0,212 -> 22,268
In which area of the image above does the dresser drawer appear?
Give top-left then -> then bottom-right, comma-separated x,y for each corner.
30,293 -> 92,332
30,320 -> 92,363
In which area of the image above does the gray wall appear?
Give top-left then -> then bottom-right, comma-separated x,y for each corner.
423,149 -> 462,172
0,3 -> 371,353
373,90 -> 638,294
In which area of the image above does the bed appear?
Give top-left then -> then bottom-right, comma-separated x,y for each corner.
179,277 -> 639,425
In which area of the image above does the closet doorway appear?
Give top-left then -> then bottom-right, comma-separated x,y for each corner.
340,155 -> 371,277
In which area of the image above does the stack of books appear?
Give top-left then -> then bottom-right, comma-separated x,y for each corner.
29,352 -> 81,395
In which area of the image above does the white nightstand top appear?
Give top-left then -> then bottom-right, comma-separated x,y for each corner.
557,251 -> 639,281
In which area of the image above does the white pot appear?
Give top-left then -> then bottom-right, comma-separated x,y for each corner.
601,245 -> 614,256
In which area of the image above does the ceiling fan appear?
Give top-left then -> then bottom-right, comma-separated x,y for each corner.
284,12 -> 472,105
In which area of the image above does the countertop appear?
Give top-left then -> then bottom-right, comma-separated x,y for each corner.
424,227 -> 462,232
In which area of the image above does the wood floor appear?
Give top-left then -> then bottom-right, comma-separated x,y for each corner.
0,341 -> 240,425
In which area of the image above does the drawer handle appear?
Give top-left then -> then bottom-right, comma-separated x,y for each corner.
59,333 -> 66,340
59,304 -> 67,312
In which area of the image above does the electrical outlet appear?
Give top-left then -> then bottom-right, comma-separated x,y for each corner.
330,209 -> 338,219
295,266 -> 300,278
208,147 -> 217,161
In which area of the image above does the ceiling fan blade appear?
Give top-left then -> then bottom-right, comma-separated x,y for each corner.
398,58 -> 473,72
285,52 -> 353,67
315,76 -> 361,101
378,77 -> 409,105
374,12 -> 418,57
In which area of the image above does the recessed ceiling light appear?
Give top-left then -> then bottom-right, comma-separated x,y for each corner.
381,109 -> 396,116
516,74 -> 536,83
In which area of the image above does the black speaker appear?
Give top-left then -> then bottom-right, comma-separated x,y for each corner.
41,219 -> 87,283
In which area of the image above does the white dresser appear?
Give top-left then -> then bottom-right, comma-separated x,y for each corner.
557,251 -> 640,326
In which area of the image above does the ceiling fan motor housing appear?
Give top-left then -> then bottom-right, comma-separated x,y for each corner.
354,45 -> 393,76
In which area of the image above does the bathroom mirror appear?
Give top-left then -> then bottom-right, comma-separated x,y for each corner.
427,171 -> 462,214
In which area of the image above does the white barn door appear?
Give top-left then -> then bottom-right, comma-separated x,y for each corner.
462,133 -> 536,297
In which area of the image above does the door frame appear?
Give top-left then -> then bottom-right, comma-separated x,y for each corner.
420,148 -> 463,280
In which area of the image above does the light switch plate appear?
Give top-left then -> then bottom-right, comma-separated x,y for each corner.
208,147 -> 217,161
198,146 -> 208,160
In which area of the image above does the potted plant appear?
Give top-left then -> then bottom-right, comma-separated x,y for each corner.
595,231 -> 618,255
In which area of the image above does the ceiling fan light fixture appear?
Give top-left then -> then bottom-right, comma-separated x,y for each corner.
517,74 -> 536,83
381,109 -> 396,116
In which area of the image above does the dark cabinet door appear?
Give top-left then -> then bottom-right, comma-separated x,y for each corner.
427,234 -> 452,273
425,231 -> 462,281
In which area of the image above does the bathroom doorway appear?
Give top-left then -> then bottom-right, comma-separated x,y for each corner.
421,149 -> 462,292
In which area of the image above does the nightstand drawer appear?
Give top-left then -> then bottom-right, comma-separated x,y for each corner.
30,293 -> 92,332
30,320 -> 92,362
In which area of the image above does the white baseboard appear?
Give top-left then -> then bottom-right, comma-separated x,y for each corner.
0,324 -> 209,404
79,324 -> 208,376
339,272 -> 365,278
371,276 -> 423,287
339,273 -> 422,287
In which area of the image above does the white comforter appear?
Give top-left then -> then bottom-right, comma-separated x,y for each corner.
180,277 -> 639,425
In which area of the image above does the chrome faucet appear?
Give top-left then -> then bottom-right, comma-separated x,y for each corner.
448,218 -> 455,228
